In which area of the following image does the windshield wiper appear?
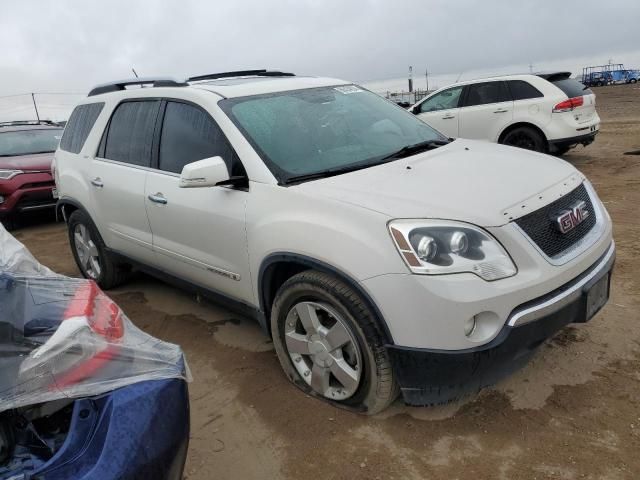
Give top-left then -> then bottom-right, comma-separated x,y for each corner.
377,139 -> 450,162
283,163 -> 372,185
283,139 -> 451,185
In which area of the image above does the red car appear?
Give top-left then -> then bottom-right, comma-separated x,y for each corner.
0,121 -> 62,224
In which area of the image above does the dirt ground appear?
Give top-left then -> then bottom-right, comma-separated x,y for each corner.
8,83 -> 640,479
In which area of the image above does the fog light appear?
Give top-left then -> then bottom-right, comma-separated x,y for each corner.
464,316 -> 477,337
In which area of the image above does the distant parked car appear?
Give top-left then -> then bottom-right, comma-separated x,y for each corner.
410,72 -> 600,156
0,121 -> 62,225
0,225 -> 190,480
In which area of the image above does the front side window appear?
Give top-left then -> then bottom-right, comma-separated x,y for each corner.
220,86 -> 445,183
0,128 -> 63,157
60,103 -> 104,154
463,81 -> 510,107
418,86 -> 463,113
103,101 -> 160,167
159,102 -> 237,174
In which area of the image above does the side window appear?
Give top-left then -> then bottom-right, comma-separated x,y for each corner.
159,101 -> 240,175
103,101 -> 160,167
508,80 -> 544,101
418,86 -> 463,113
59,103 -> 104,154
463,81 -> 510,107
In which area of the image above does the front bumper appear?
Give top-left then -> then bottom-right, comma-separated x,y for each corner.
386,242 -> 615,406
0,172 -> 56,217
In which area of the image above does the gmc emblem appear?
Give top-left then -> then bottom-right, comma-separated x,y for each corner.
553,200 -> 590,234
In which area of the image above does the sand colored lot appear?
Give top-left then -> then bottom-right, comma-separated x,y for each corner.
11,83 -> 640,479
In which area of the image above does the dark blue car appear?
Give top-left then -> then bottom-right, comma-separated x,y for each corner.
0,269 -> 190,480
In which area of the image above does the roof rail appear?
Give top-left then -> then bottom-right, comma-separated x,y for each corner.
0,120 -> 61,127
87,77 -> 188,97
187,69 -> 295,82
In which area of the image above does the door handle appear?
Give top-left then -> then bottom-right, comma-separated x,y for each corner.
493,109 -> 509,113
91,177 -> 104,188
148,193 -> 168,205
441,115 -> 455,120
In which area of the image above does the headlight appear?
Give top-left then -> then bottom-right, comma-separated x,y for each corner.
0,169 -> 24,180
389,219 -> 517,281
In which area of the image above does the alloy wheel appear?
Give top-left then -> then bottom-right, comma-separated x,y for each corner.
73,223 -> 101,279
284,301 -> 362,400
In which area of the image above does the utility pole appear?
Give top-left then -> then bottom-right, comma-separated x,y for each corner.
529,63 -> 534,73
425,68 -> 429,92
408,66 -> 413,93
31,93 -> 41,122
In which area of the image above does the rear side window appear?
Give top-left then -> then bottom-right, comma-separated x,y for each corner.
159,101 -> 239,175
60,103 -> 104,153
551,78 -> 592,97
507,80 -> 544,100
463,81 -> 510,107
103,101 -> 160,167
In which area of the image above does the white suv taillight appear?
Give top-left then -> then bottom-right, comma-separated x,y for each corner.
553,96 -> 584,113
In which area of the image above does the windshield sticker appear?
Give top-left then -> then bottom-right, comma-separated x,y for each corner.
334,85 -> 363,94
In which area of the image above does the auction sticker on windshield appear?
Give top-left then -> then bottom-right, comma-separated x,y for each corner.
334,85 -> 363,94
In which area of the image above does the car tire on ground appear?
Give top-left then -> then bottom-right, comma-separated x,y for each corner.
67,210 -> 129,289
500,126 -> 547,153
271,270 -> 399,414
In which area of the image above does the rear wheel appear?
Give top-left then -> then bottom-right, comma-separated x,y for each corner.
67,210 -> 129,289
271,271 -> 398,414
630,79 -> 638,84
501,126 -> 547,153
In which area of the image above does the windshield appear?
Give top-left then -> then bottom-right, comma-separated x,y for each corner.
0,129 -> 63,157
220,86 -> 445,183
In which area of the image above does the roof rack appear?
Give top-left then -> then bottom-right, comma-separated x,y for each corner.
87,70 -> 296,97
187,69 -> 295,82
87,77 -> 189,97
0,120 -> 61,128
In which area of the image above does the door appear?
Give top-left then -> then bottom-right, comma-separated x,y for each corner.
458,81 -> 513,141
90,100 -> 160,264
414,85 -> 463,138
144,100 -> 253,303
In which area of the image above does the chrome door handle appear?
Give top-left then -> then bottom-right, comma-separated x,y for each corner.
148,193 -> 168,205
493,109 -> 509,113
91,177 -> 104,188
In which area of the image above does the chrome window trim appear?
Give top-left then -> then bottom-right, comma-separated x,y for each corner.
507,241 -> 615,327
93,157 -> 180,178
513,181 -> 607,266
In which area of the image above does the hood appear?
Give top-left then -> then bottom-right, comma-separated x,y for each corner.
0,152 -> 54,172
294,139 -> 582,227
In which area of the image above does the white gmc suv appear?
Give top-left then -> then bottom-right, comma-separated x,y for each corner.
411,73 -> 600,155
53,70 -> 614,414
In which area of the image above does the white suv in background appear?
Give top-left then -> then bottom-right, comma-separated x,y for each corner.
54,71 -> 614,413
411,73 -> 600,155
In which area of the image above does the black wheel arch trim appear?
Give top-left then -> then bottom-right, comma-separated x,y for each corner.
258,252 -> 395,345
498,121 -> 548,144
56,196 -> 88,223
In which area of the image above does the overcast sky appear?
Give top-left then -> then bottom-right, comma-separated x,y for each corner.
1,0 -> 638,116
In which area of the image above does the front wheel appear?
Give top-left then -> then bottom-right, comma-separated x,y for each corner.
500,126 -> 547,153
271,271 -> 398,414
67,210 -> 129,289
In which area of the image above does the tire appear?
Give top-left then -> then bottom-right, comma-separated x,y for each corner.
631,79 -> 638,84
500,126 -> 547,153
67,210 -> 129,289
270,270 -> 399,414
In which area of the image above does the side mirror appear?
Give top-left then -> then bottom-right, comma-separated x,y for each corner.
411,105 -> 420,115
179,156 -> 229,188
